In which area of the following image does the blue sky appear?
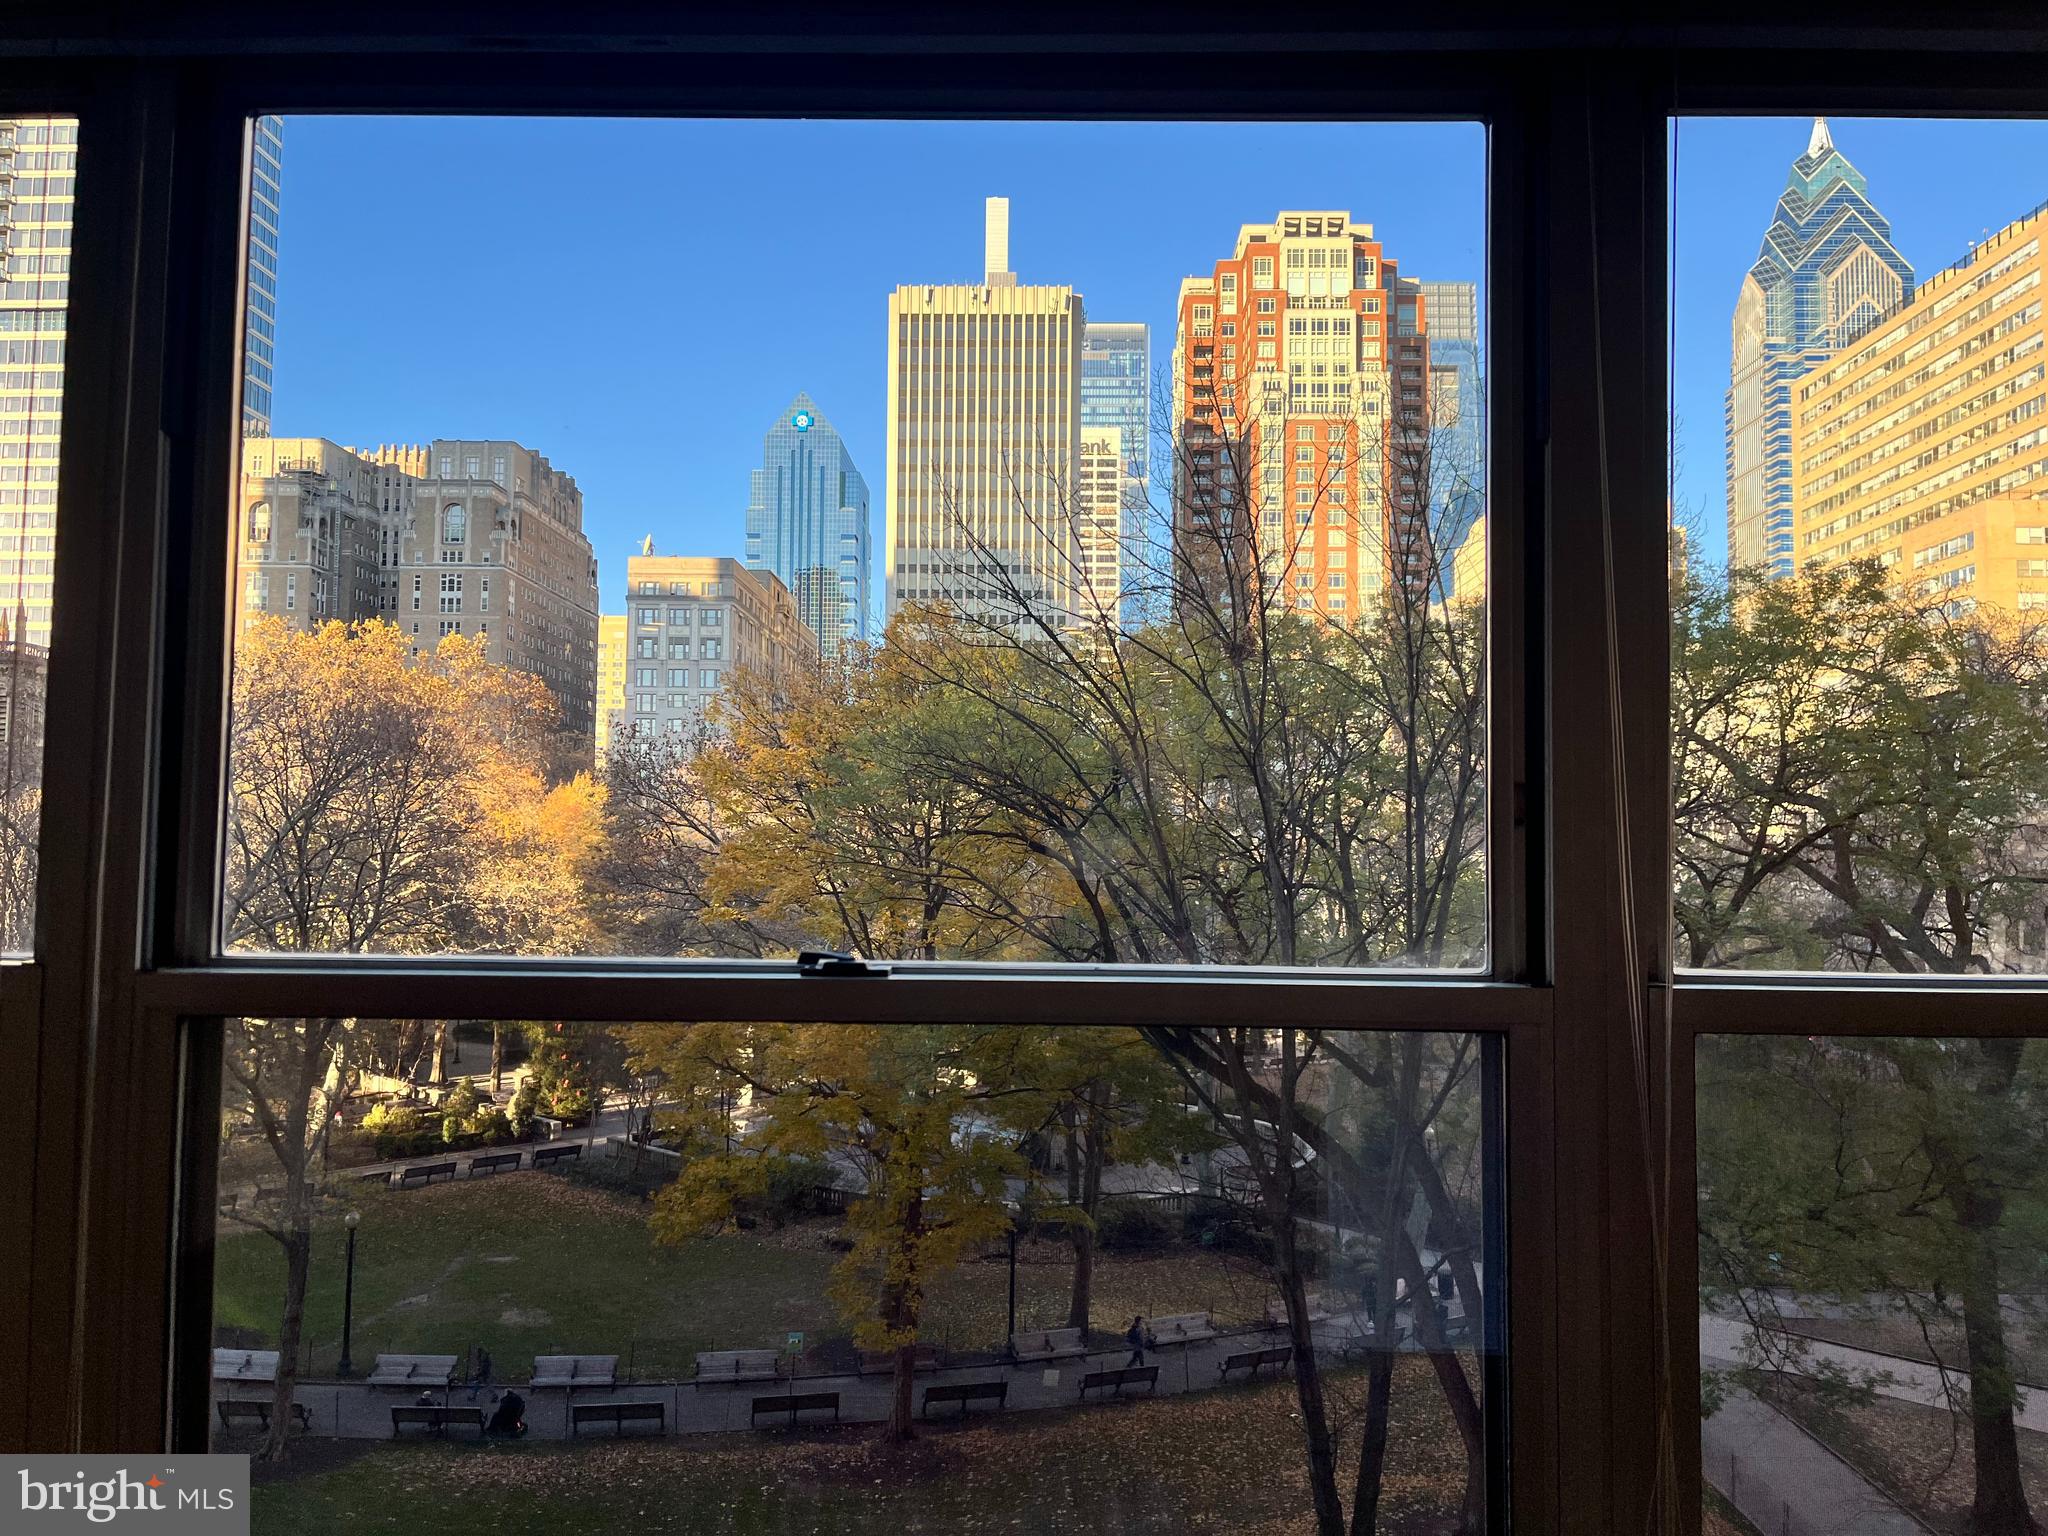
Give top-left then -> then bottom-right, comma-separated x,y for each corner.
268,118 -> 1484,613
268,115 -> 2048,605
1673,116 -> 2048,565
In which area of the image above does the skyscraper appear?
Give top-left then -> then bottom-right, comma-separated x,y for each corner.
243,116 -> 285,437
886,197 -> 1086,630
746,393 -> 870,654
1077,427 -> 1123,622
596,613 -> 628,763
1081,322 -> 1149,621
0,116 -> 80,652
1173,210 -> 1434,621
1790,202 -> 2048,617
0,113 -> 284,652
1415,279 -> 1484,593
1726,118 -> 1912,578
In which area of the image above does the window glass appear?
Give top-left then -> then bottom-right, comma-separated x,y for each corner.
213,1017 -> 1496,1532
0,113 -> 78,955
225,118 -> 1486,969
1699,1033 -> 2048,1534
1674,118 -> 2048,974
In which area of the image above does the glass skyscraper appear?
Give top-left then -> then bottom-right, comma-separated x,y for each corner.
1726,119 -> 1911,578
746,392 -> 871,652
244,115 -> 285,436
1081,322 -> 1148,620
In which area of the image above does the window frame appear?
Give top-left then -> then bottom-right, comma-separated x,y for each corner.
14,23 -> 2048,1536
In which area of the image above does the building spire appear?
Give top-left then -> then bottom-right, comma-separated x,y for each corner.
1807,117 -> 1834,158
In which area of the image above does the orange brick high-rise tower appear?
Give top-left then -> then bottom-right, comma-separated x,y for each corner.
1172,211 -> 1435,621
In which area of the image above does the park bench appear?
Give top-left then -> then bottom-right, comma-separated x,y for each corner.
1267,1293 -> 1343,1326
695,1349 -> 779,1384
356,1169 -> 391,1187
1219,1345 -> 1293,1381
1149,1311 -> 1217,1346
920,1380 -> 1007,1419
533,1143 -> 583,1170
389,1405 -> 485,1438
216,1397 -> 310,1434
750,1391 -> 840,1428
211,1348 -> 280,1384
531,1354 -> 618,1391
858,1343 -> 944,1376
366,1353 -> 459,1388
469,1150 -> 523,1177
398,1160 -> 458,1187
1008,1327 -> 1087,1363
569,1400 -> 665,1438
1078,1365 -> 1159,1400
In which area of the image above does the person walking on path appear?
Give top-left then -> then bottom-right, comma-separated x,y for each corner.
1126,1316 -> 1149,1367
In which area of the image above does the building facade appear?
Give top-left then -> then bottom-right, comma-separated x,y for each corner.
1173,210 -> 1433,620
243,116 -> 285,437
1727,119 -> 1913,579
746,393 -> 870,653
238,437 -> 602,743
0,116 -> 80,652
886,197 -> 1086,630
1081,321 -> 1149,621
0,114 -> 282,653
1790,202 -> 2048,617
1077,427 -> 1124,622
238,437 -> 387,627
618,550 -> 817,742
595,612 -> 628,763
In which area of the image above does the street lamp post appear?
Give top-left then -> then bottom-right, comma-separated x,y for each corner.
337,1210 -> 361,1377
1006,1221 -> 1019,1345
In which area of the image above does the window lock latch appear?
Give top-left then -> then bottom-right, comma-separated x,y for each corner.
796,949 -> 891,979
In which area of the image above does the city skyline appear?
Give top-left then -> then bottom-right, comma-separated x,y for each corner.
265,118 -> 1486,617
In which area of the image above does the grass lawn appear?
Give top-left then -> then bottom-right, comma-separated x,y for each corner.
213,1172 -> 1274,1379
1703,1486 -> 1762,1536
250,1361 -> 1474,1535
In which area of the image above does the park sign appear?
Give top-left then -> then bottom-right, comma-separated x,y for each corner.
786,1331 -> 804,1354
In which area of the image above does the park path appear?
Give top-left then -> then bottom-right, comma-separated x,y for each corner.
1701,1314 -> 2048,1432
232,1314 -> 1417,1441
1701,1375 -> 1929,1536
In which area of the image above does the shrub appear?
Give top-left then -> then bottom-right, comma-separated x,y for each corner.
507,1076 -> 539,1138
441,1079 -> 482,1120
751,1157 -> 835,1227
1096,1198 -> 1178,1251
470,1107 -> 512,1145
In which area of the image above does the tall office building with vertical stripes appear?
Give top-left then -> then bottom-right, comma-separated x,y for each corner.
1726,118 -> 1911,578
0,114 -> 283,652
885,197 -> 1086,630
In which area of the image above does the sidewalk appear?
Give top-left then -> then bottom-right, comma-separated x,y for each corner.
1701,1377 -> 1927,1536
224,1314 -> 1418,1442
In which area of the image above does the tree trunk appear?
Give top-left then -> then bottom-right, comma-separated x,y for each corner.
1348,1345 -> 1397,1536
262,1217 -> 313,1462
882,1186 -> 924,1445
430,1020 -> 449,1087
1066,1089 -> 1105,1333
490,1024 -> 503,1094
1274,1227 -> 1347,1536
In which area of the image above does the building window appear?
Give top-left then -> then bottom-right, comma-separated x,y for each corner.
699,669 -> 719,688
443,504 -> 466,542
247,501 -> 271,541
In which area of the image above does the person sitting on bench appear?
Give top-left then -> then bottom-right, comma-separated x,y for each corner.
487,1390 -> 526,1438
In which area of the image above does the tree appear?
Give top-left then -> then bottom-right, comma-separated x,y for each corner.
221,617 -> 571,1458
1681,565 -> 2048,1531
1700,1035 -> 2048,1536
630,1022 -> 1029,1441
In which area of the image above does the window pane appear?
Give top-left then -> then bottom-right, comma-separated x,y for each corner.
0,113 -> 77,955
1699,1034 -> 2048,1534
1674,118 -> 2048,974
211,1018 -> 1497,1531
223,118 -> 1488,969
